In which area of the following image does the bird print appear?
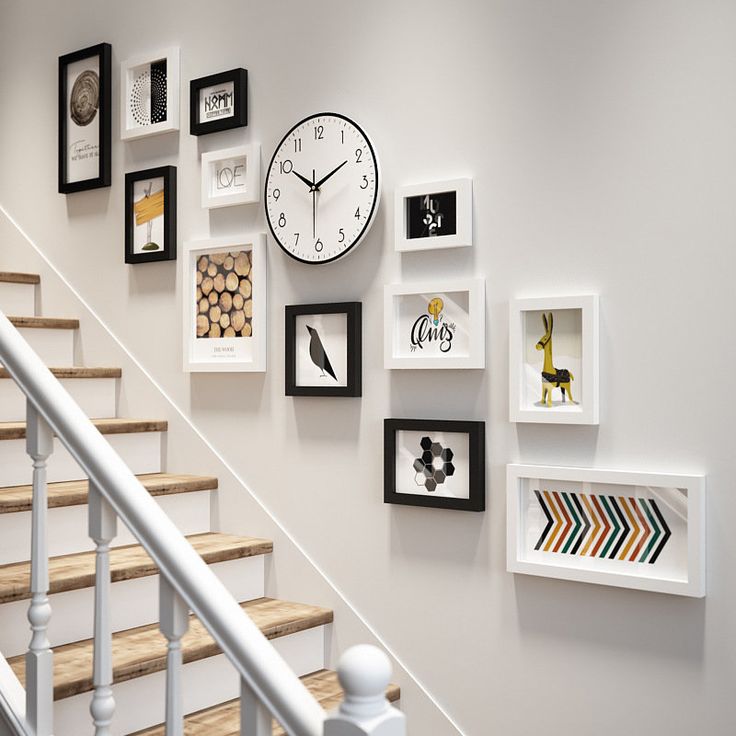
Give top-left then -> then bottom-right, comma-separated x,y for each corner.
306,325 -> 337,381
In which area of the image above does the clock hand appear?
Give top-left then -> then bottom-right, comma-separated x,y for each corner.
313,160 -> 348,190
291,169 -> 315,190
312,168 -> 317,239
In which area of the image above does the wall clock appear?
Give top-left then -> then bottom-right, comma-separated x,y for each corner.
264,112 -> 380,264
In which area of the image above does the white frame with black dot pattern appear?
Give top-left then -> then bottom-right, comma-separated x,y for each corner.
121,47 -> 180,141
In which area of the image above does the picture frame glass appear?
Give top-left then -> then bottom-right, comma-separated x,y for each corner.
516,475 -> 690,584
395,429 -> 470,500
65,54 -> 101,184
208,154 -> 248,201
131,176 -> 165,254
199,80 -> 235,124
406,190 -> 457,240
126,58 -> 168,130
294,312 -> 349,388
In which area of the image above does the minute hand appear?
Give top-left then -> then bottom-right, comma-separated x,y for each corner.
314,160 -> 348,190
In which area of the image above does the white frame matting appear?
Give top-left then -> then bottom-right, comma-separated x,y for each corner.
201,144 -> 261,209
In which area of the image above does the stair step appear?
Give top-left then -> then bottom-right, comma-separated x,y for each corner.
0,366 -> 121,379
6,315 -> 78,330
0,472 -> 217,514
0,272 -> 40,285
0,417 -> 167,441
8,597 -> 333,701
0,532 -> 270,604
129,669 -> 401,736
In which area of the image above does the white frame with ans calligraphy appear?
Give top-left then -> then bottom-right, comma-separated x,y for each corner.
183,234 -> 267,373
201,144 -> 261,209
384,278 -> 485,369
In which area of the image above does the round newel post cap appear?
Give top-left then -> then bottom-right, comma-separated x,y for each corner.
337,645 -> 392,718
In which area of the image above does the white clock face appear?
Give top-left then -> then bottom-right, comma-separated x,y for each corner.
265,113 -> 380,264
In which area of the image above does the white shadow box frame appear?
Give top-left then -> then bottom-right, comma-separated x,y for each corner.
183,234 -> 266,372
509,294 -> 599,425
120,47 -> 180,140
201,144 -> 260,209
384,278 -> 485,369
395,177 -> 472,252
507,464 -> 706,598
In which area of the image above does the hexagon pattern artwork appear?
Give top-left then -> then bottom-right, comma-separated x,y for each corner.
413,436 -> 455,492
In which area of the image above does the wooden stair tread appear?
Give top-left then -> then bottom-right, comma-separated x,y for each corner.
0,472 -> 217,514
0,532 -> 271,603
7,315 -> 78,330
0,417 -> 167,441
9,598 -> 333,701
0,366 -> 121,379
129,669 -> 401,736
0,272 -> 40,285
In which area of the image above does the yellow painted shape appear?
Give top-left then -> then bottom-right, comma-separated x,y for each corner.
134,190 -> 164,226
618,497 -> 640,561
543,490 -> 562,552
580,494 -> 599,556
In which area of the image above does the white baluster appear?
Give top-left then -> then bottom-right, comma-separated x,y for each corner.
25,402 -> 54,736
240,678 -> 271,736
88,482 -> 117,735
160,576 -> 189,736
324,646 -> 405,736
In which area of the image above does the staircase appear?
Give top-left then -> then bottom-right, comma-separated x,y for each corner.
0,270 -> 402,735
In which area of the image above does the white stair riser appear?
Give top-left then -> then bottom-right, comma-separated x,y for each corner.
53,625 -> 326,736
0,556 -> 265,657
0,377 -> 117,423
0,282 -> 35,316
0,490 -> 211,565
10,327 -> 74,366
0,432 -> 162,487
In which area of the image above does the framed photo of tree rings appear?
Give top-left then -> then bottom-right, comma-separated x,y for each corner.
58,43 -> 111,194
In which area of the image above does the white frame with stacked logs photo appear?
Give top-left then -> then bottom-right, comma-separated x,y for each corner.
183,235 -> 267,372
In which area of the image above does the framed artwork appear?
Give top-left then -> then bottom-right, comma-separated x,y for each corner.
190,68 -> 248,136
201,144 -> 260,209
124,166 -> 176,264
509,295 -> 599,424
384,419 -> 485,511
183,235 -> 267,372
507,464 -> 706,597
395,178 -> 472,251
285,302 -> 361,397
120,48 -> 180,140
384,278 -> 485,369
58,42 -> 111,194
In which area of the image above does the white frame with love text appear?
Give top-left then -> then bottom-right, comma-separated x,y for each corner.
384,278 -> 485,369
201,144 -> 261,209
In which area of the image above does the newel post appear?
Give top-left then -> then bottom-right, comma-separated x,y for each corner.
324,646 -> 405,736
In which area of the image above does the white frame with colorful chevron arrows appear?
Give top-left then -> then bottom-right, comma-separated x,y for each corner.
507,464 -> 706,597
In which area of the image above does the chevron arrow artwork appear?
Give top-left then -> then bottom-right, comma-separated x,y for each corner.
532,490 -> 672,564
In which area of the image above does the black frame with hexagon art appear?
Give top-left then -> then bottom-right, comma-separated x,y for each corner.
384,419 -> 485,512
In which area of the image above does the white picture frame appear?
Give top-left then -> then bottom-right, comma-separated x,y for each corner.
201,144 -> 261,209
120,47 -> 180,141
395,177 -> 472,252
509,294 -> 599,425
507,464 -> 706,598
384,278 -> 485,369
183,235 -> 267,372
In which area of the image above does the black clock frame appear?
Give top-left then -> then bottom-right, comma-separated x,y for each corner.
264,112 -> 380,265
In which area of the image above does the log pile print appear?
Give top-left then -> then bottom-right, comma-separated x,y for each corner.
195,250 -> 253,339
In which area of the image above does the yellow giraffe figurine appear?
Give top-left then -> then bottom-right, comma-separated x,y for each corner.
535,312 -> 576,406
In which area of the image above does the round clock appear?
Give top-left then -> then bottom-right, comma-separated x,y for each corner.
264,112 -> 380,264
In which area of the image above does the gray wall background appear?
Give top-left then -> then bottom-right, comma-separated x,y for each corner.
1,1 -> 735,734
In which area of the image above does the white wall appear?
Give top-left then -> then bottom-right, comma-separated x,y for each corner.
2,1 -> 736,734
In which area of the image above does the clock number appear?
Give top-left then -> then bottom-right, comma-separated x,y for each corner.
279,159 -> 293,175
338,228 -> 345,243
278,213 -> 287,227
315,239 -> 324,252
354,207 -> 360,219
314,125 -> 324,140
360,175 -> 369,190
272,188 -> 280,201
294,233 -> 300,246
355,148 -> 363,164
294,138 -> 302,153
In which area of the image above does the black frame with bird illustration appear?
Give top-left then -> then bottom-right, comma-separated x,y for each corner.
285,302 -> 361,397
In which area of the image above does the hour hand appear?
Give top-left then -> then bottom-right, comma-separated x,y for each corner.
291,169 -> 314,190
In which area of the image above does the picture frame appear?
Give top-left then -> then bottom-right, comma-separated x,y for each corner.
201,144 -> 260,209
395,177 -> 472,251
120,47 -> 180,140
183,234 -> 267,372
384,278 -> 485,369
384,419 -> 485,511
124,166 -> 177,264
509,295 -> 599,424
285,302 -> 361,397
58,42 -> 111,194
507,464 -> 706,597
190,68 -> 248,136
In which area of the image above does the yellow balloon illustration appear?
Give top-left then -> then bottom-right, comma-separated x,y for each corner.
428,297 -> 444,326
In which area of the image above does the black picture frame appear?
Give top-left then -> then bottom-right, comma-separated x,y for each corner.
190,68 -> 248,136
58,42 -> 111,194
124,166 -> 177,264
285,302 -> 361,397
384,419 -> 485,512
